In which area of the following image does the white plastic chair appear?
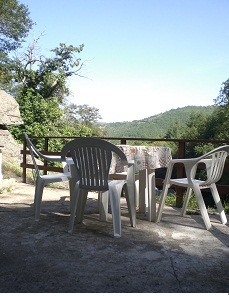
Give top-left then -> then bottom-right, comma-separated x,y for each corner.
23,132 -> 72,221
61,137 -> 136,237
156,145 -> 229,230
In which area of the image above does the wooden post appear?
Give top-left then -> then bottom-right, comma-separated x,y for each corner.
0,146 -> 4,181
22,138 -> 27,183
176,141 -> 185,207
43,138 -> 49,175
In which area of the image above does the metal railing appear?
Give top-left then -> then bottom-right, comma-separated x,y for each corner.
20,136 -> 229,207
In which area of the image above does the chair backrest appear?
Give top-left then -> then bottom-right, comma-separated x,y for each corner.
199,145 -> 229,185
23,132 -> 41,179
61,137 -> 128,191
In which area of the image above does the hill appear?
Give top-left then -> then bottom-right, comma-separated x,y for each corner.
99,105 -> 215,138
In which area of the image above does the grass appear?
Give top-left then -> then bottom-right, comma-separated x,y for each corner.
224,203 -> 229,214
156,192 -> 229,214
2,162 -> 23,179
2,162 -> 229,214
0,184 -> 13,194
2,161 -> 68,189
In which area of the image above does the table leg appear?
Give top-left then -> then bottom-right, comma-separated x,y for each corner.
139,169 -> 147,213
135,179 -> 139,209
148,169 -> 156,222
138,169 -> 156,221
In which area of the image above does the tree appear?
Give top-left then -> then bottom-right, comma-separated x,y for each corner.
12,40 -> 85,100
9,41 -> 82,133
210,78 -> 229,140
64,103 -> 102,125
214,78 -> 229,107
166,120 -> 183,139
0,0 -> 33,53
0,2 -> 105,146
8,38 -> 105,146
182,112 -> 209,139
62,103 -> 104,137
0,0 -> 33,88
181,111 -> 214,157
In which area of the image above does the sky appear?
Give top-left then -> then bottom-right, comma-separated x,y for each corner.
20,0 -> 229,123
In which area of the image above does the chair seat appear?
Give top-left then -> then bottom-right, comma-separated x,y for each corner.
170,178 -> 207,187
41,172 -> 71,182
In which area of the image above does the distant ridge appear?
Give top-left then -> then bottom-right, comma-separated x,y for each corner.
100,105 -> 215,138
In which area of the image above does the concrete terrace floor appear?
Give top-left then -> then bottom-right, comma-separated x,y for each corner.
0,181 -> 228,293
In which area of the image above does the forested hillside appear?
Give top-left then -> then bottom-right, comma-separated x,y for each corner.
100,106 -> 215,138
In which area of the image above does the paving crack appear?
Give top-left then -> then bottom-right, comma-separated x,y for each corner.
169,255 -> 182,292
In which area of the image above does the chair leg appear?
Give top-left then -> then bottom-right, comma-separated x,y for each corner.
68,186 -> 81,234
123,183 -> 136,227
34,178 -> 45,221
99,191 -> 109,221
69,178 -> 77,212
135,180 -> 139,209
75,189 -> 88,223
109,181 -> 123,237
181,187 -> 192,216
156,183 -> 170,222
210,183 -> 227,224
193,184 -> 212,230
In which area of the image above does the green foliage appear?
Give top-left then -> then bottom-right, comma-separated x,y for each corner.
214,78 -> 229,107
11,41 -> 84,100
6,39 -> 104,145
0,7 -> 105,147
224,203 -> 229,214
156,192 -> 229,214
0,0 -> 33,88
155,192 -> 199,209
156,193 -> 177,207
0,0 -> 33,53
63,103 -> 102,126
102,106 -> 215,139
205,79 -> 229,141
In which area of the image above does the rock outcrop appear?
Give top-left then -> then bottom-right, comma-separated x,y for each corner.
0,90 -> 23,125
0,90 -> 23,171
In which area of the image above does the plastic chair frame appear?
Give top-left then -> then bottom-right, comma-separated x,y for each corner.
23,132 -> 72,221
156,145 -> 229,230
61,137 -> 136,237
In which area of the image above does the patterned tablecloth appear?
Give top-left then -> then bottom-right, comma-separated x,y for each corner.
110,145 -> 172,174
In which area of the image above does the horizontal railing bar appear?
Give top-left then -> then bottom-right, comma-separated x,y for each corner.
21,136 -> 229,204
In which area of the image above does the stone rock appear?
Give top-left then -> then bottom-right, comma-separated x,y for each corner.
0,90 -> 23,125
0,90 -> 24,170
0,130 -> 22,165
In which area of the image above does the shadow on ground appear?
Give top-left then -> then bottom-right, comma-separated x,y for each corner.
0,182 -> 228,293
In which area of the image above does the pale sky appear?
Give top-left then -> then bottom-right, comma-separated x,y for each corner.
21,0 -> 229,122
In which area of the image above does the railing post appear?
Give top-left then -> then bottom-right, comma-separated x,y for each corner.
22,138 -> 27,183
121,139 -> 126,145
176,140 -> 185,207
43,138 -> 49,175
0,146 -> 5,181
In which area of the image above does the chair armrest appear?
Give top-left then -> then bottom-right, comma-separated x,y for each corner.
42,155 -> 61,162
197,159 -> 212,165
197,159 -> 213,179
164,158 -> 200,182
169,158 -> 198,165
